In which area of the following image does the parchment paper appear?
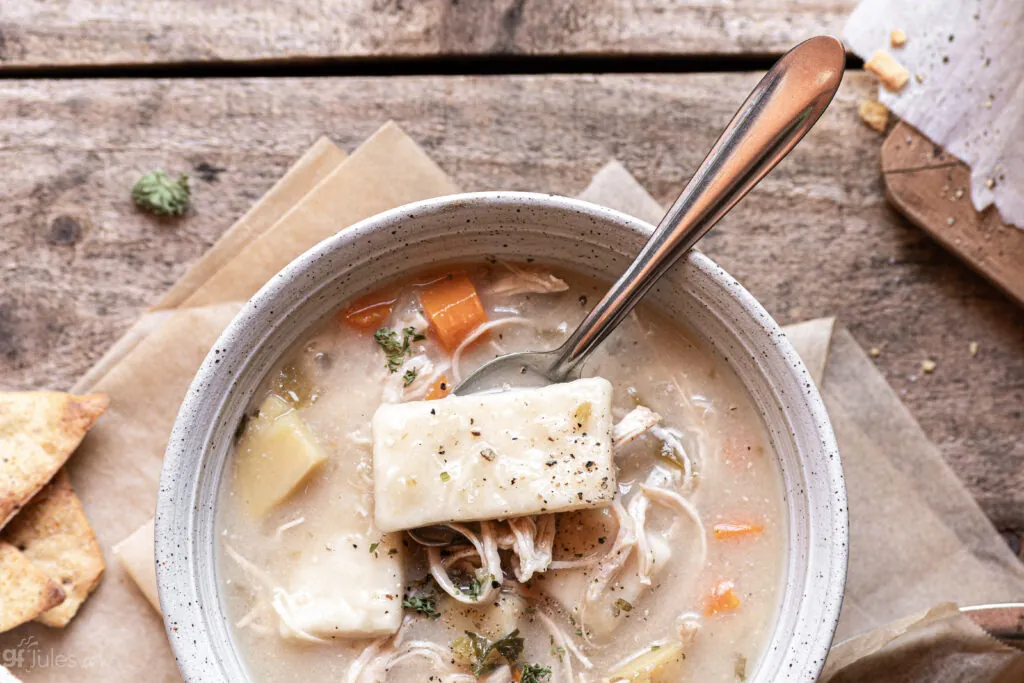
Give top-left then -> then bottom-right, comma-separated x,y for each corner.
844,0 -> 1024,228
4,125 -> 1021,680
821,603 -> 1024,682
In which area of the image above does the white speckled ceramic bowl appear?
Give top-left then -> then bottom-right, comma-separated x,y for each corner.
157,192 -> 847,683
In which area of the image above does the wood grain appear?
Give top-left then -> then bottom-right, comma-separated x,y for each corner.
0,72 -> 1020,533
882,122 -> 1024,307
0,0 -> 854,67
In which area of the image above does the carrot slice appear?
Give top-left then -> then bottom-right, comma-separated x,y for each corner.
703,580 -> 741,616
712,522 -> 765,541
418,273 -> 487,350
425,375 -> 452,400
341,290 -> 397,331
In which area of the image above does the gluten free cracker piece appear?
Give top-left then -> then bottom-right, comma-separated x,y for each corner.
865,49 -> 910,91
858,100 -> 890,132
2,471 -> 105,627
113,517 -> 158,611
0,392 -> 109,528
0,541 -> 65,632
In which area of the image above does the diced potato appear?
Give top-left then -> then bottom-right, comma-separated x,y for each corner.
608,641 -> 686,682
235,394 -> 327,518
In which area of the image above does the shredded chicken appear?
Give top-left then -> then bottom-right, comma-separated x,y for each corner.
625,493 -> 654,585
225,545 -> 327,643
535,606 -> 592,683
579,500 -> 637,645
487,263 -> 570,296
387,641 -> 477,682
612,406 -> 662,449
650,425 -> 696,492
675,612 -> 701,644
638,484 -> 708,570
273,516 -> 306,540
507,515 -> 556,582
451,317 -> 532,384
382,354 -> 450,404
427,521 -> 503,604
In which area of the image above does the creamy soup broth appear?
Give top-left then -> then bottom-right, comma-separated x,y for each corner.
218,262 -> 787,682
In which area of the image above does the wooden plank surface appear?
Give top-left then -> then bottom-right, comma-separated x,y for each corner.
882,122 -> 1024,307
0,0 -> 855,67
0,72 -> 1020,537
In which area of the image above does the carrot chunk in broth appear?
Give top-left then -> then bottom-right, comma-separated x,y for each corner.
704,580 -> 742,616
419,273 -> 487,350
341,290 -> 396,331
425,375 -> 452,400
712,522 -> 765,541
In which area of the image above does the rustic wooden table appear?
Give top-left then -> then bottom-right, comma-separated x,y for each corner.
0,2 -> 1020,553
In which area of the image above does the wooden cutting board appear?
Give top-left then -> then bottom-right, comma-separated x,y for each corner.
881,121 -> 1024,307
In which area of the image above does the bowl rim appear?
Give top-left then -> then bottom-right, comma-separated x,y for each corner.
157,190 -> 847,683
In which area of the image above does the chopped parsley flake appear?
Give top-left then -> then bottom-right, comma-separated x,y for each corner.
402,368 -> 419,386
368,542 -> 380,554
519,663 -> 552,683
402,594 -> 440,620
452,630 -> 525,675
374,326 -> 423,373
440,471 -> 451,482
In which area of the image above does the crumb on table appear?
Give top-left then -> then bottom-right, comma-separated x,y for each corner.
858,100 -> 889,132
866,50 -> 910,91
890,29 -> 907,47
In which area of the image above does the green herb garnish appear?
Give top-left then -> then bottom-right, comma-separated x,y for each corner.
519,663 -> 552,683
735,653 -> 747,680
374,326 -> 423,373
403,368 -> 419,386
549,635 -> 565,661
132,170 -> 191,216
613,598 -> 633,616
368,542 -> 379,555
402,595 -> 440,620
440,471 -> 451,483
454,630 -> 525,675
463,575 -> 482,599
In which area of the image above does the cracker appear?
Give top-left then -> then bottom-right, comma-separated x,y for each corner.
858,100 -> 890,132
0,541 -> 65,632
2,471 -> 105,627
113,517 -> 159,611
0,392 -> 109,528
865,49 -> 910,91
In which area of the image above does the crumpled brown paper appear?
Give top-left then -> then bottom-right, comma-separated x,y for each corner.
821,603 -> 1024,682
2,124 -> 1021,681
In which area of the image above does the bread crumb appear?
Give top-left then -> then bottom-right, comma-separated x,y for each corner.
969,342 -> 979,358
914,73 -> 925,84
866,50 -> 911,91
921,359 -> 937,373
985,177 -> 996,189
858,100 -> 889,132
869,347 -> 881,358
890,29 -> 907,47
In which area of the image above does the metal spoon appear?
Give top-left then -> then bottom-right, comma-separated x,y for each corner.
408,36 -> 845,547
454,35 -> 845,397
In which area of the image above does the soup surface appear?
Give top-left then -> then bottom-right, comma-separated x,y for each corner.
218,262 -> 786,682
